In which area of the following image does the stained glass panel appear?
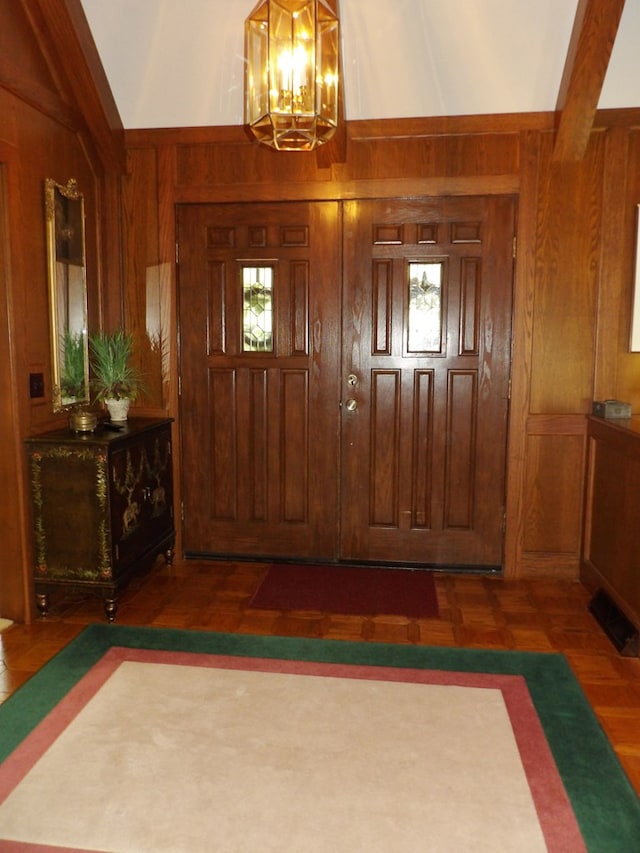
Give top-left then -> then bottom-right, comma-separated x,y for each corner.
243,266 -> 273,352
408,262 -> 442,352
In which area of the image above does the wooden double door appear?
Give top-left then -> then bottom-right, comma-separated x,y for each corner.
178,195 -> 515,568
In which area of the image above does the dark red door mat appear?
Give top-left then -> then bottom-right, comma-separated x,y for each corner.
249,563 -> 439,618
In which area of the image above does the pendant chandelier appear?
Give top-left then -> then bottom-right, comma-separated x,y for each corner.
244,0 -> 339,151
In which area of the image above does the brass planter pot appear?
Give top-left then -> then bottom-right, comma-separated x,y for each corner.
69,409 -> 97,433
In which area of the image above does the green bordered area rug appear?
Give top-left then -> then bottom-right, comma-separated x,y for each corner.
0,625 -> 638,852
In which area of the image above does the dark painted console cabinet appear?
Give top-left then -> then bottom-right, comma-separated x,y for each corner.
582,416 -> 640,646
25,418 -> 174,621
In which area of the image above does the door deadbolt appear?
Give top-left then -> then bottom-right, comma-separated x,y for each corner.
347,374 -> 358,386
345,398 -> 358,411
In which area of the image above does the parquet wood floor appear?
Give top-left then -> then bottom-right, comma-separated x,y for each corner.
1,559 -> 639,796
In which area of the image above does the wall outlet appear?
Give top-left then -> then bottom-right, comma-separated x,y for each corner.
29,372 -> 45,399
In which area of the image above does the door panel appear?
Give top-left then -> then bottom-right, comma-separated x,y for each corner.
340,196 -> 515,567
177,196 -> 514,568
177,202 -> 341,559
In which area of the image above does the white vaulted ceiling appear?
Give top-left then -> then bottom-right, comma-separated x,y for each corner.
79,0 -> 640,131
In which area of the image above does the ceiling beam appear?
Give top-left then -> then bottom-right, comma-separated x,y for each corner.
553,0 -> 625,162
23,0 -> 125,171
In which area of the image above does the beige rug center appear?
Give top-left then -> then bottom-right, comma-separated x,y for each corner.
0,661 -> 548,853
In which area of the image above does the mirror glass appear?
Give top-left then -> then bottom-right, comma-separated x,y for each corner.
45,178 -> 89,412
630,205 -> 640,351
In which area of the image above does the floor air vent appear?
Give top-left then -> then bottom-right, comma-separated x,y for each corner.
588,590 -> 639,657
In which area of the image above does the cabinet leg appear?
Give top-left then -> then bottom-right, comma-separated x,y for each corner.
104,597 -> 118,622
36,592 -> 50,618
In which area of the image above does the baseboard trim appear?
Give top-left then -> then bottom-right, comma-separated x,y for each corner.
183,552 -> 502,574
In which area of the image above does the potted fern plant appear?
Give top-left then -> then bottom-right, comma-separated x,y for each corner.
89,329 -> 144,421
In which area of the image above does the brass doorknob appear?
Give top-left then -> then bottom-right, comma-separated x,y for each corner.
345,398 -> 358,411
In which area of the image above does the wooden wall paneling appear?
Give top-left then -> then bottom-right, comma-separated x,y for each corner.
0,55 -> 61,621
22,0 -> 125,170
94,167 -> 125,332
123,149 -> 175,415
125,124 -> 531,575
519,416 -> 588,579
122,146 -> 163,412
519,552 -> 589,579
175,138 -> 326,192
0,0 -> 80,131
124,114 -> 640,579
515,129 -> 601,577
504,128 -> 610,579
342,133 -> 521,182
592,126 -> 630,400
62,0 -> 124,140
503,130 -> 546,578
0,158 -> 32,621
313,0 -> 346,170
123,143 -> 183,553
174,174 -> 520,206
156,144 -> 178,414
171,129 -> 522,199
0,90 -> 17,150
133,123 -> 519,206
157,144 -> 182,554
614,130 -> 640,408
22,112 -> 103,435
1,0 -> 123,432
10,111 -> 64,433
156,143 -> 183,556
122,144 -> 180,549
530,133 -> 605,414
0,0 -> 126,621
522,421 -> 587,551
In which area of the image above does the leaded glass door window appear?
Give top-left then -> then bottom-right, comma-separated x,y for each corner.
407,261 -> 444,353
243,266 -> 273,352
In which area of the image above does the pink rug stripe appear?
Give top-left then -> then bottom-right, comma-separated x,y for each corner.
3,844 -> 98,852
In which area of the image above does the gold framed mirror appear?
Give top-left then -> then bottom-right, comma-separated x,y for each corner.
45,177 -> 89,412
630,204 -> 640,351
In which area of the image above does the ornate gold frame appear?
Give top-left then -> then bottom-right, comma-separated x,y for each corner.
44,177 -> 89,412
